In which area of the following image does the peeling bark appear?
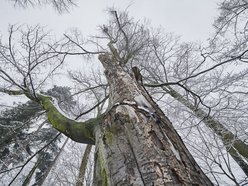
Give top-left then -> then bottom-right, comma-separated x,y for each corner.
93,53 -> 213,185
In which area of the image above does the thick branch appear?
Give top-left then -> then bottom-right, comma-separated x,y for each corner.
1,89 -> 103,144
38,94 -> 100,144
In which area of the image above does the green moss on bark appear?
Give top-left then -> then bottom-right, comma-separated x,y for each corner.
38,95 -> 103,144
93,125 -> 110,186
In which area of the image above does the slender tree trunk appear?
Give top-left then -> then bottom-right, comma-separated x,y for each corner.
76,144 -> 93,186
92,54 -> 213,185
22,151 -> 46,186
40,138 -> 69,186
162,85 -> 248,176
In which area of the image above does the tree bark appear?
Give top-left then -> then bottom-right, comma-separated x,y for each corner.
0,52 -> 214,185
76,144 -> 93,186
92,53 -> 213,185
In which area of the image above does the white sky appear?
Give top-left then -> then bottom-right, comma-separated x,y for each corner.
1,2 -> 247,184
0,0 -> 221,106
0,0 -> 220,41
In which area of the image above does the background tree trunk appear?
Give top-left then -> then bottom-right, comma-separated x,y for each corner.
76,144 -> 93,186
162,85 -> 248,176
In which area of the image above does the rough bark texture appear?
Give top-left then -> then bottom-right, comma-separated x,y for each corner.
92,53 -> 213,185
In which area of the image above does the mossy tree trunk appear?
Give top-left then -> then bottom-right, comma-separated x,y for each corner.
92,53 -> 213,185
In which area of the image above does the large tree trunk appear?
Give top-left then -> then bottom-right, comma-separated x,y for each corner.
92,53 -> 213,185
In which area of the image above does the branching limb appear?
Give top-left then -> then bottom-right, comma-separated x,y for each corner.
75,95 -> 109,120
145,49 -> 248,88
0,88 -> 103,144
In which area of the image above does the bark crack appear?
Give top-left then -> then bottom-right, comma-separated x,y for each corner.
148,130 -> 165,151
125,128 -> 146,186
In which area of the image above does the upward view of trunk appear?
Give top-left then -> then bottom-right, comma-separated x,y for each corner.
162,85 -> 248,177
92,53 -> 213,185
1,5 -> 248,185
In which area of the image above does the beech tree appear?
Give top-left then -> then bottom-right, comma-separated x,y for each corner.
0,9 -> 215,185
1,0 -> 248,185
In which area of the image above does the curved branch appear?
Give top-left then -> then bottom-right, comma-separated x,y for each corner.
37,94 -> 102,144
0,88 -> 104,144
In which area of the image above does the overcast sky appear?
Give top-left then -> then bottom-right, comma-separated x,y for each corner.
0,0 -> 221,41
0,0 -> 221,106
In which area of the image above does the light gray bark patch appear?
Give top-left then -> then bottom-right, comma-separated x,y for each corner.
96,54 -> 213,185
